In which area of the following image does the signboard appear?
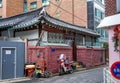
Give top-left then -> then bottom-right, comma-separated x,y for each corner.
51,48 -> 56,52
5,50 -> 11,55
110,61 -> 120,80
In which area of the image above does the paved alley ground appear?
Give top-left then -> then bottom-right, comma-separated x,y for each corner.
17,67 -> 104,83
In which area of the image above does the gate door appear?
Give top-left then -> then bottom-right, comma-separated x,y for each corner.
2,48 -> 16,79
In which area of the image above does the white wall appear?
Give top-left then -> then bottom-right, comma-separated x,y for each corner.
41,31 -> 48,42
15,29 -> 38,46
109,27 -> 119,67
15,29 -> 38,39
94,2 -> 105,12
1,29 -> 48,45
1,31 -> 8,37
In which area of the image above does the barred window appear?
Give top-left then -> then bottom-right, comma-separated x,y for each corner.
48,32 -> 63,43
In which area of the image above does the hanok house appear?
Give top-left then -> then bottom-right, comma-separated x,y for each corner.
0,7 -> 105,73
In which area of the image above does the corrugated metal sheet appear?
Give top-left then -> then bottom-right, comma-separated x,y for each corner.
0,41 -> 25,79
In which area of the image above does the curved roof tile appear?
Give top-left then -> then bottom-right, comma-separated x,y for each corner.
0,7 -> 99,37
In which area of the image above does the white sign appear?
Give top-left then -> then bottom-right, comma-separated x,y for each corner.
6,50 -> 11,54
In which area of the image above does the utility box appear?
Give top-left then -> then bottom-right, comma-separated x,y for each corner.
0,41 -> 25,79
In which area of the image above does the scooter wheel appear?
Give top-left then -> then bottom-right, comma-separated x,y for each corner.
69,67 -> 74,74
59,68 -> 64,76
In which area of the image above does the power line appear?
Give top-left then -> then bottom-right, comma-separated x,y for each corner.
52,0 -> 63,16
49,1 -> 87,23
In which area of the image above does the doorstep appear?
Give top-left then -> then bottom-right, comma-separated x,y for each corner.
0,77 -> 30,83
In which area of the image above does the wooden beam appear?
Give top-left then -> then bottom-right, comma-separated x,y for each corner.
42,25 -> 66,34
14,26 -> 37,32
13,30 -> 15,37
38,24 -> 42,37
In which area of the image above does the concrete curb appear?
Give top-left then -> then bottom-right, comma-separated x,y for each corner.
0,77 -> 30,83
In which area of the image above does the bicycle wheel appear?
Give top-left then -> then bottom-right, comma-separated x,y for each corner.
30,71 -> 37,80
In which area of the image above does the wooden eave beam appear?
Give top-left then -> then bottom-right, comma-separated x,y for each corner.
42,24 -> 65,33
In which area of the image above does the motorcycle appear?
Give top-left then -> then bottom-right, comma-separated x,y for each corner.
58,54 -> 73,75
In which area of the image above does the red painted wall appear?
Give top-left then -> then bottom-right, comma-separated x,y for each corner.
27,46 -> 105,73
105,0 -> 117,16
77,48 -> 105,68
27,46 -> 72,73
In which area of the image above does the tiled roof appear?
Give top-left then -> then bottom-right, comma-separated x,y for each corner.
0,7 -> 100,37
0,7 -> 42,29
42,14 -> 100,36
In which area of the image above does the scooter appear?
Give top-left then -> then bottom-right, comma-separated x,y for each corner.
58,54 -> 73,75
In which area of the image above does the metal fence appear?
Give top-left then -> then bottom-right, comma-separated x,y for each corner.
103,67 -> 119,83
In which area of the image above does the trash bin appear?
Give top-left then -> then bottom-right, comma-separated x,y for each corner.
25,64 -> 35,77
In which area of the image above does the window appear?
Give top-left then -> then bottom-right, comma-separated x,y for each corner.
0,0 -> 2,8
101,29 -> 105,38
95,8 -> 101,19
55,0 -> 60,2
42,0 -> 49,6
0,16 -> 2,18
85,36 -> 92,46
95,0 -> 103,4
24,0 -> 27,12
101,12 -> 105,19
48,32 -> 64,43
76,35 -> 83,46
96,28 -> 101,34
55,13 -> 60,19
105,30 -> 108,38
30,2 -> 37,10
116,0 -> 120,13
95,8 -> 105,21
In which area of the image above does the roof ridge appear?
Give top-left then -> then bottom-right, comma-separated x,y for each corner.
0,7 -> 44,21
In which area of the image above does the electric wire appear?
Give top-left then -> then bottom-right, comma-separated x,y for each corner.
49,1 -> 87,23
52,0 -> 63,16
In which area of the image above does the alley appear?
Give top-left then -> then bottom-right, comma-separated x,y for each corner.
17,67 -> 104,83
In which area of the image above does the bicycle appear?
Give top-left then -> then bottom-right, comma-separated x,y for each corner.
31,66 -> 53,79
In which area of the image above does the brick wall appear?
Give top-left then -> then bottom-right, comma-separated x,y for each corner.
27,46 -> 105,73
46,0 -> 87,28
0,0 -> 87,27
26,0 -> 87,27
105,0 -> 117,16
6,0 -> 24,17
0,0 -> 7,18
27,46 -> 72,73
77,48 -> 105,68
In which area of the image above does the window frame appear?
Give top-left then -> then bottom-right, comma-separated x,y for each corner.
42,0 -> 49,6
0,0 -> 2,8
24,0 -> 27,12
30,1 -> 37,10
